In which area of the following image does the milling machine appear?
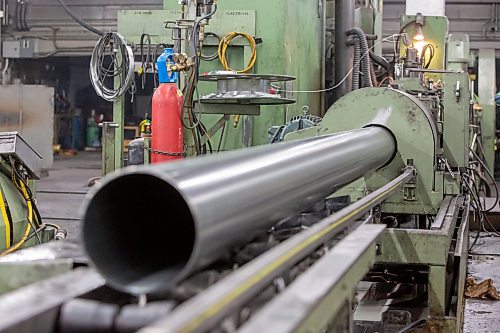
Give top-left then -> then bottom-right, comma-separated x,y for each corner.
0,2 -> 495,333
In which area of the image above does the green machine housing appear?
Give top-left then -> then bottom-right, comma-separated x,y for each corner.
288,72 -> 472,331
286,15 -> 474,330
0,132 -> 54,253
113,0 -> 325,163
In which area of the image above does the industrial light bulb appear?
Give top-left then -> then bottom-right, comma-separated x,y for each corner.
414,25 -> 425,41
414,40 -> 428,56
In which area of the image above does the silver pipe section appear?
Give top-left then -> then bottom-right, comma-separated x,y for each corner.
139,167 -> 415,333
334,0 -> 355,100
82,127 -> 396,294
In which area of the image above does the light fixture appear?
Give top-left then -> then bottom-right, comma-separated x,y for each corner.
414,40 -> 428,57
414,25 -> 425,41
413,13 -> 425,41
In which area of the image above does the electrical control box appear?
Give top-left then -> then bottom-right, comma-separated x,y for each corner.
2,38 -> 36,58
0,132 -> 42,179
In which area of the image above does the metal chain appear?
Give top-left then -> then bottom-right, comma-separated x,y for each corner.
144,145 -> 187,157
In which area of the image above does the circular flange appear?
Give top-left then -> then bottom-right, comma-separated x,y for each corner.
199,73 -> 296,82
318,87 -> 439,214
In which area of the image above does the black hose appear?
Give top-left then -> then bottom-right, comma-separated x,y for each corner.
369,50 -> 391,71
15,1 -> 21,31
352,39 -> 360,90
347,28 -> 372,87
56,0 -> 104,36
21,2 -> 29,31
140,34 -> 152,90
421,44 -> 435,69
200,32 -> 221,61
192,4 -> 218,82
217,123 -> 226,153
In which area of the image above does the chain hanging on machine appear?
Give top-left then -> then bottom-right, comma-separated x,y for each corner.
144,145 -> 188,158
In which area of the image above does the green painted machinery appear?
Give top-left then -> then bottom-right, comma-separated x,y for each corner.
105,0 -> 326,175
288,78 -> 471,331
0,132 -> 56,254
286,14 -> 476,330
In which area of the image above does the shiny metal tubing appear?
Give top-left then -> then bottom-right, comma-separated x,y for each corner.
82,127 -> 396,294
138,166 -> 414,333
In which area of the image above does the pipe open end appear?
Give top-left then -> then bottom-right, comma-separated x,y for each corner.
83,172 -> 196,294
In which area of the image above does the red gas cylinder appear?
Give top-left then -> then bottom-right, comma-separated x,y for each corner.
151,83 -> 184,163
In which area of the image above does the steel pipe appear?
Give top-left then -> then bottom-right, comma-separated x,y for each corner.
139,167 -> 414,333
82,126 -> 396,294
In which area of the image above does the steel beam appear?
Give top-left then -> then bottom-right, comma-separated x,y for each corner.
0,268 -> 105,333
238,224 -> 386,333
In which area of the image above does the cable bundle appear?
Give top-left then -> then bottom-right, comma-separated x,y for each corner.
218,32 -> 257,73
0,157 -> 66,256
15,0 -> 30,31
90,32 -> 135,102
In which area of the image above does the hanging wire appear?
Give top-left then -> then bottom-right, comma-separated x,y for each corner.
276,33 -> 406,94
56,0 -> 104,36
90,32 -> 135,102
140,33 -> 152,90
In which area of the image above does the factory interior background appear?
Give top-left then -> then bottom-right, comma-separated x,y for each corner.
0,0 -> 500,332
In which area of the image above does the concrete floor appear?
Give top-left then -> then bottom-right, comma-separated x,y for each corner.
464,234 -> 500,333
36,152 -> 101,242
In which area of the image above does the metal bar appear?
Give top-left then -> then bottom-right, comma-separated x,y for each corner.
83,127 -> 397,294
112,63 -> 125,172
455,200 -> 470,258
144,137 -> 151,165
199,115 -> 229,147
334,0 -> 355,100
37,190 -> 87,195
0,268 -> 105,333
39,217 -> 80,221
431,196 -> 458,230
243,44 -> 254,147
0,260 -> 73,295
242,115 -> 253,148
0,241 -> 86,264
406,68 -> 461,74
238,224 -> 386,333
455,201 -> 470,328
138,167 -> 415,333
100,122 -> 119,176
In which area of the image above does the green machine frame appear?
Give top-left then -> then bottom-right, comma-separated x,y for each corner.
285,13 -> 472,330
105,0 -> 326,175
0,132 -> 55,254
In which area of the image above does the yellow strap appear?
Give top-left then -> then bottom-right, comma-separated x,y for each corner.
0,189 -> 11,249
